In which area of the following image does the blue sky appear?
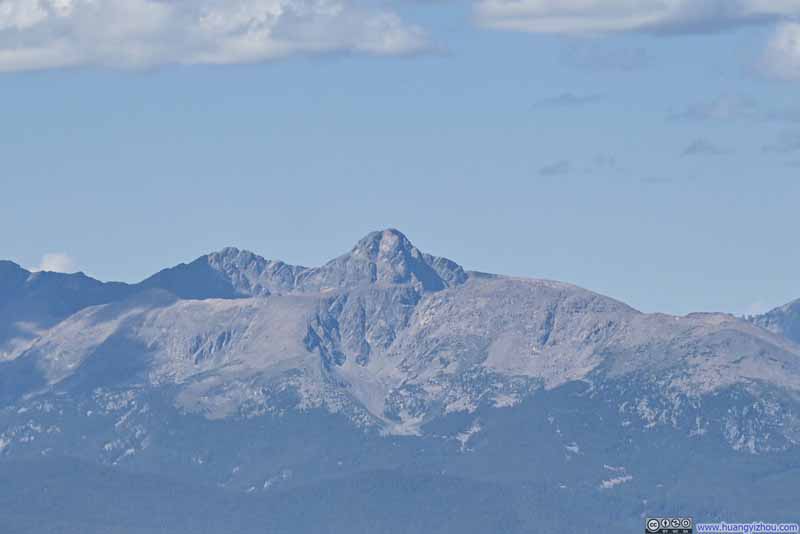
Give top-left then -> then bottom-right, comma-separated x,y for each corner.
2,0 -> 800,316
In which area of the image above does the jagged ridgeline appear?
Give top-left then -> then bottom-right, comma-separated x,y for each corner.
1,229 -> 799,534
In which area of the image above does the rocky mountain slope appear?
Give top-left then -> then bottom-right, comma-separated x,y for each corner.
751,298 -> 800,345
0,261 -> 132,361
1,229 -> 799,533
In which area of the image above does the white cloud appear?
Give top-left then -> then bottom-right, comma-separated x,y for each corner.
36,252 -> 77,273
762,22 -> 800,80
475,0 -> 800,35
0,0 -> 427,72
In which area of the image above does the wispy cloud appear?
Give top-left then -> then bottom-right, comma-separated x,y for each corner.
562,44 -> 650,72
475,1 -> 800,35
538,160 -> 571,177
589,154 -> 618,170
578,154 -> 626,174
763,132 -> 800,153
641,176 -> 673,185
670,95 -> 800,123
763,108 -> 800,123
538,155 -> 622,176
682,139 -> 731,157
36,253 -> 77,273
0,0 -> 427,72
670,95 -> 759,122
533,92 -> 601,109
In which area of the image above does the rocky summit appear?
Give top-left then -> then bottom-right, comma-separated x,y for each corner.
1,229 -> 799,534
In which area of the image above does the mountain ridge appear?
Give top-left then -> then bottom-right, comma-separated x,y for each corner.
750,298 -> 800,346
2,229 -> 800,533
3,230 -> 799,432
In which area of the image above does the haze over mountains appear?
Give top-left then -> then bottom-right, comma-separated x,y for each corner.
1,229 -> 799,533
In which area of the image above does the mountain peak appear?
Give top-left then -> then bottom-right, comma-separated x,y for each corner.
353,227 -> 410,249
213,246 -> 244,257
140,247 -> 307,300
206,247 -> 266,271
752,297 -> 800,345
0,260 -> 29,287
0,259 -> 27,272
296,229 -> 467,292
125,229 -> 467,301
0,261 -> 32,309
350,228 -> 420,266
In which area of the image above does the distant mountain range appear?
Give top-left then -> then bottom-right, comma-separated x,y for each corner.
1,229 -> 799,534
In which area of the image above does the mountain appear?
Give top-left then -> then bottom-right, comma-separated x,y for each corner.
294,229 -> 467,292
137,230 -> 466,300
751,298 -> 800,345
0,261 -> 132,361
139,247 -> 307,300
1,229 -> 800,533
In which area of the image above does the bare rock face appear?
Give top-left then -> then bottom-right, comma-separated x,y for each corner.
138,230 -> 466,300
296,229 -> 467,293
204,247 -> 308,297
139,247 -> 307,299
2,229 -> 800,533
751,298 -> 800,345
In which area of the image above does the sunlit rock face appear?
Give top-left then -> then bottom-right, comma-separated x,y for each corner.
1,229 -> 800,534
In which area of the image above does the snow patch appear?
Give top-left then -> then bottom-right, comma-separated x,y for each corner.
600,475 -> 633,489
456,420 -> 482,452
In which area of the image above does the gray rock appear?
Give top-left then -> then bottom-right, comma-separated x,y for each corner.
751,298 -> 800,345
2,228 -> 800,533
